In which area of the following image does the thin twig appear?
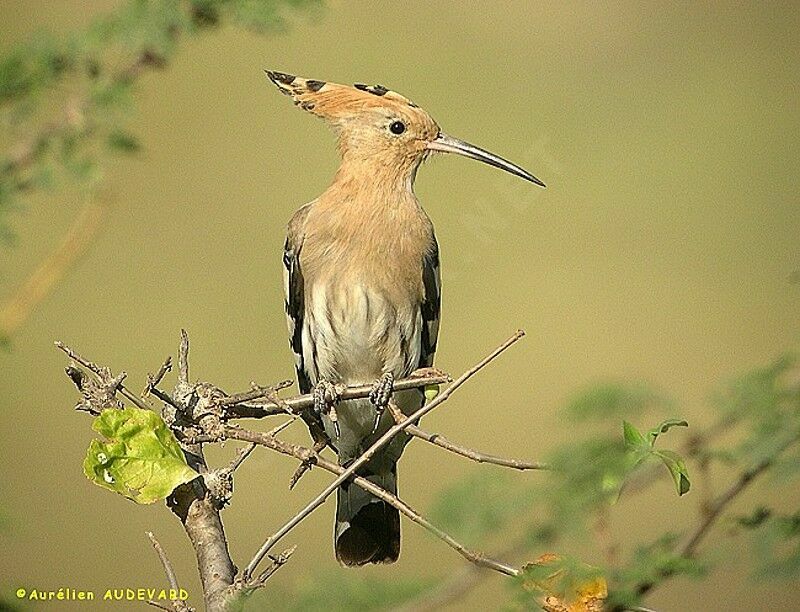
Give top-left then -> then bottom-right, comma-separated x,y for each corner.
178,329 -> 189,386
242,330 -> 525,580
217,380 -> 293,406
146,531 -> 180,592
54,341 -> 150,410
245,545 -> 297,591
288,439 -> 327,489
144,356 -> 173,397
387,401 -> 548,471
267,418 -> 298,438
151,386 -> 180,409
145,531 -> 192,611
226,443 -> 257,474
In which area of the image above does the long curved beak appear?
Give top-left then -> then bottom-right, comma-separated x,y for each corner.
426,132 -> 545,187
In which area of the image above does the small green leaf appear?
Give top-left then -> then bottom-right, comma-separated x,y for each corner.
734,506 -> 772,529
653,449 -> 691,496
623,420 -> 646,448
646,419 -> 689,446
84,407 -> 198,504
423,384 -> 439,402
107,130 -> 140,153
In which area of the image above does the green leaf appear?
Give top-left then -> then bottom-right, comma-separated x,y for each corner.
734,506 -> 772,529
107,130 -> 140,153
646,418 -> 689,446
623,420 -> 646,448
423,383 -> 439,401
84,407 -> 198,504
653,449 -> 691,496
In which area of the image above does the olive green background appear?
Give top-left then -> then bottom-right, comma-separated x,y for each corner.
1,1 -> 799,610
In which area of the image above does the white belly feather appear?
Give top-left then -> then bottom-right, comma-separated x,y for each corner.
302,280 -> 422,386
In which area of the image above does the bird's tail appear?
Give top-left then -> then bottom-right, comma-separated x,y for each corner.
335,466 -> 400,566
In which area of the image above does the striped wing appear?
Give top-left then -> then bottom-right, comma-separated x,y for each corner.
283,234 -> 311,394
283,226 -> 331,447
419,234 -> 441,368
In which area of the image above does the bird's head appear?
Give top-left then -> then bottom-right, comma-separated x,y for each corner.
266,71 -> 545,187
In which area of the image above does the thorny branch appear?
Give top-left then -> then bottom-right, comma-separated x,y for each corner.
59,329 -> 543,610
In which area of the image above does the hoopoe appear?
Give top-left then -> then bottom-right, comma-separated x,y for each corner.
267,71 -> 544,566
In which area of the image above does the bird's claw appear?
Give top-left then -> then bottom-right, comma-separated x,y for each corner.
369,372 -> 394,433
313,380 -> 342,438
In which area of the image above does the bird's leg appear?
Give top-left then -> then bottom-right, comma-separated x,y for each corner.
369,371 -> 395,433
313,380 -> 342,438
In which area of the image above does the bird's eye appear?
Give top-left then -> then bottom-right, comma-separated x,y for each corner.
389,120 -> 406,135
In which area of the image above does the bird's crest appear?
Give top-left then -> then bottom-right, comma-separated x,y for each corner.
265,70 -> 419,121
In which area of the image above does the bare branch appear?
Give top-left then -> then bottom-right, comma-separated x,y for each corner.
178,329 -> 190,386
145,531 -> 193,612
226,443 -> 257,475
240,545 -> 297,593
146,531 -> 181,592
162,331 -> 236,612
54,340 -> 150,410
242,330 -> 525,580
288,439 -> 327,490
217,380 -> 293,407
61,329 -> 532,609
167,481 -> 236,612
144,356 -> 173,397
387,401 -> 548,471
267,418 -> 299,438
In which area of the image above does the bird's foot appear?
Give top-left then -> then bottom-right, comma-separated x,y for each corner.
313,380 -> 342,438
369,372 -> 395,433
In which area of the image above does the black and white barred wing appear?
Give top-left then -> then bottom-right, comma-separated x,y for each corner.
419,234 -> 441,369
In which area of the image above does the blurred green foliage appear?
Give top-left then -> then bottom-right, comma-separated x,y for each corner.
0,0 -> 321,245
265,355 -> 799,610
253,571 -> 432,612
